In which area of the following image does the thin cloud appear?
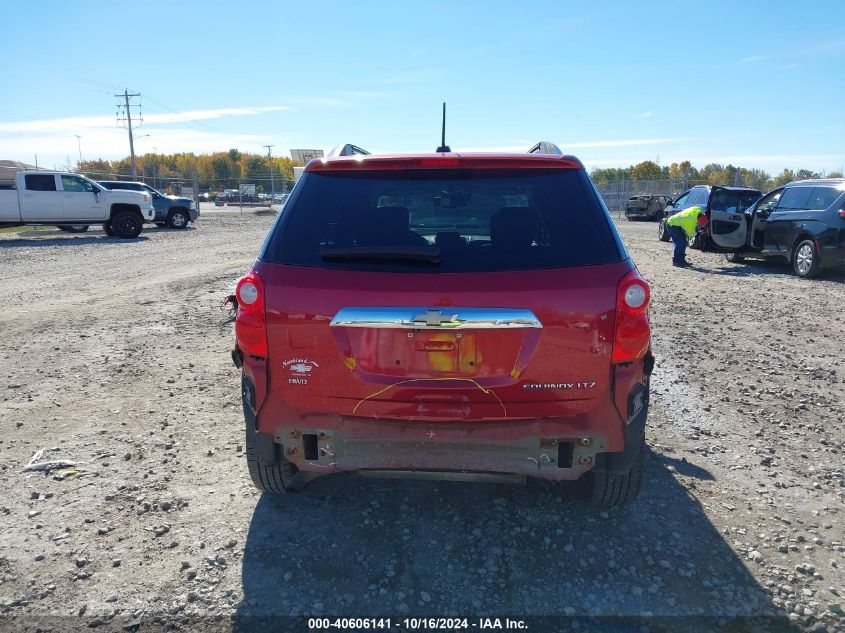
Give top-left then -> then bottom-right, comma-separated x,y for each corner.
452,138 -> 686,153
0,106 -> 290,135
566,138 -> 684,149
0,126 -> 271,164
807,38 -> 845,55
741,55 -> 766,63
783,63 -> 799,69
640,111 -> 653,118
583,153 -> 845,172
683,153 -> 845,164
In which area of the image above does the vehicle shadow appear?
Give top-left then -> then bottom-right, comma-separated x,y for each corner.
706,261 -> 845,283
233,450 -> 796,632
0,235 -> 149,247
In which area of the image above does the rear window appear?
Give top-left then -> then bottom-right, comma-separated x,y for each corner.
807,187 -> 842,210
262,169 -> 625,272
25,174 -> 56,191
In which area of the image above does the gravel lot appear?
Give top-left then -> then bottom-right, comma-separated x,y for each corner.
0,216 -> 843,632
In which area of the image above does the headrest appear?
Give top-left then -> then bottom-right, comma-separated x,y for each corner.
355,206 -> 412,245
490,207 -> 540,251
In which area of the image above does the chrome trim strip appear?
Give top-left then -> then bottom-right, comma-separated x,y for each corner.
329,307 -> 543,329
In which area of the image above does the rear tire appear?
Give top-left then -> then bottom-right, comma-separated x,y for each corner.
102,222 -> 115,237
658,219 -> 671,242
793,239 -> 820,279
110,210 -> 143,239
245,429 -> 300,494
166,209 -> 189,229
726,252 -> 745,263
578,437 -> 644,507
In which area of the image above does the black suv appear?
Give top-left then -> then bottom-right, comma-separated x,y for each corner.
708,179 -> 845,278
658,185 -> 762,246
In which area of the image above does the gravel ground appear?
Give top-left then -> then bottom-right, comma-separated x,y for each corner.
0,216 -> 843,632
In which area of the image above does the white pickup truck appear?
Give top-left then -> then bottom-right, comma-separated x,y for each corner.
0,171 -> 156,238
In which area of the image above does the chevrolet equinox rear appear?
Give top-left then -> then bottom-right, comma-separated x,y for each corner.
233,143 -> 654,507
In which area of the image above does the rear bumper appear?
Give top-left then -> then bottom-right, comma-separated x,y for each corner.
244,383 -> 649,483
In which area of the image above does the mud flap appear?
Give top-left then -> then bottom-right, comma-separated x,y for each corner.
242,377 -> 278,465
594,384 -> 648,474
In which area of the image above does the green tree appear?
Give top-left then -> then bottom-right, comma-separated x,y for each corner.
629,161 -> 662,180
771,169 -> 796,188
795,169 -> 820,180
589,167 -> 630,187
739,168 -> 771,191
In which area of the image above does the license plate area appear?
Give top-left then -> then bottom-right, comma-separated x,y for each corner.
337,327 -> 532,379
364,329 -> 479,376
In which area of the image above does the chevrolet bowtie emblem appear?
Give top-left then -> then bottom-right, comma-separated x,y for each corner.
413,309 -> 460,327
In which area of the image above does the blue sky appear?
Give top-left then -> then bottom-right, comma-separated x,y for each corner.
1,0 -> 844,173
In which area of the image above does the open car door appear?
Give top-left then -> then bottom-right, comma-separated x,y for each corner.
705,187 -> 759,251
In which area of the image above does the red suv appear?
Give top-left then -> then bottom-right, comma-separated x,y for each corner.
233,143 -> 653,506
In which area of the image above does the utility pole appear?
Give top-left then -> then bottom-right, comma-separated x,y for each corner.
75,135 -> 83,165
263,144 -> 276,203
115,89 -> 142,179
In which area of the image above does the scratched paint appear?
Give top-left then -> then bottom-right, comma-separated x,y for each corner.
351,377 -> 507,418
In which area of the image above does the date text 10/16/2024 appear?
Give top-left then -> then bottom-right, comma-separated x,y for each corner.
308,618 -> 529,631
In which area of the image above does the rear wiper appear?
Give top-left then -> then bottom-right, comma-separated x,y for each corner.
319,245 -> 442,264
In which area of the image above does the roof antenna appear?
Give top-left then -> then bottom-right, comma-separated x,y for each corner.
436,102 -> 451,152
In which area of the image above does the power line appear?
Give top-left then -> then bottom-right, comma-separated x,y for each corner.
263,144 -> 276,199
115,90 -> 142,179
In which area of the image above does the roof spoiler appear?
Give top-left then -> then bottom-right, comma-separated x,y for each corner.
326,144 -> 371,158
527,141 -> 563,155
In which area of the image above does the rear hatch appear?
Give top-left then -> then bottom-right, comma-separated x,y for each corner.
257,164 -> 631,422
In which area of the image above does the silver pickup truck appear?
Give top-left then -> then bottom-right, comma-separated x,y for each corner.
0,171 -> 155,238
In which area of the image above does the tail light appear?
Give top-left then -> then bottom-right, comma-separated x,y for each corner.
234,270 -> 268,357
612,269 -> 651,364
839,202 -> 845,220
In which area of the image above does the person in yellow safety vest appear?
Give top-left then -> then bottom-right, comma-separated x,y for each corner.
666,205 -> 707,268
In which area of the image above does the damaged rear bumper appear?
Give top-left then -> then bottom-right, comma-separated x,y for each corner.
244,382 -> 648,483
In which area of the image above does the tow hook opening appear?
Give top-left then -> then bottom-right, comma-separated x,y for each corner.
303,434 -> 319,461
557,442 -> 574,468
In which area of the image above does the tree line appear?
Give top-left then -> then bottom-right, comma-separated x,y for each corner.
74,151 -> 842,195
590,160 -> 842,191
76,149 -> 302,193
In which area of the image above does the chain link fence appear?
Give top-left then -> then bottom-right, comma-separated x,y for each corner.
597,178 -> 722,216
80,170 -> 297,196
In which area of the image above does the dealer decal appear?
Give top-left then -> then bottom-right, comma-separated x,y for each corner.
283,358 -> 320,385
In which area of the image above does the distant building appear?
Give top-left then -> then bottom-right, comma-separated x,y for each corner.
0,160 -> 41,186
